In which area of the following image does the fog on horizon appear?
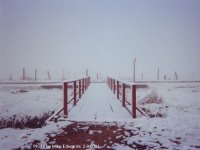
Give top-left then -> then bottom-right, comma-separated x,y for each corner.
1,0 -> 200,81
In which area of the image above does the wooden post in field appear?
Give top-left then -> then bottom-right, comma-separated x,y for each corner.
164,75 -> 167,80
47,71 -> 51,80
193,72 -> 195,81
157,68 -> 160,80
35,69 -> 37,81
97,74 -> 99,80
63,82 -> 68,117
86,69 -> 88,77
23,68 -> 25,80
141,73 -> 143,80
62,69 -> 65,80
132,84 -> 136,118
9,73 -> 12,81
175,71 -> 178,80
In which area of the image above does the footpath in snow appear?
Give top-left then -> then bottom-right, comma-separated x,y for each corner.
67,83 -> 131,121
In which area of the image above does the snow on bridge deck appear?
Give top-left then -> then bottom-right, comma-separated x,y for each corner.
67,83 -> 131,121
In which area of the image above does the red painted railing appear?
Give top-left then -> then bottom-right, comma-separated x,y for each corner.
63,77 -> 90,117
107,77 -> 136,118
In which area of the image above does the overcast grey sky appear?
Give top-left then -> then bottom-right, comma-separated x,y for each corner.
0,0 -> 200,80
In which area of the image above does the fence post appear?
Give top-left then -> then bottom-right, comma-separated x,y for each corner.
74,81 -> 76,106
63,82 -> 68,117
132,84 -> 136,118
117,81 -> 119,99
79,80 -> 81,98
122,83 -> 125,107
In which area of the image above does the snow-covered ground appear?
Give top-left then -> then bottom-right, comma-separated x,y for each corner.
121,82 -> 200,149
0,82 -> 200,149
0,84 -> 62,118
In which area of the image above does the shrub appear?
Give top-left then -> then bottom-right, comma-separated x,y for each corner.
139,90 -> 163,105
0,111 -> 54,129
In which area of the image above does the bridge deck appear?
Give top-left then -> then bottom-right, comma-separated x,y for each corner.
68,83 -> 131,121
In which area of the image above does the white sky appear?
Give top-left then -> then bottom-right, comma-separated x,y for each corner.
0,0 -> 200,80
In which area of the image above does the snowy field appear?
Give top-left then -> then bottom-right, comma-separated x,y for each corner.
0,84 -> 63,115
0,82 -> 200,149
123,82 -> 200,149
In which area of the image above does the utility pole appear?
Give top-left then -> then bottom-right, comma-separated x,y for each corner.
133,58 -> 136,82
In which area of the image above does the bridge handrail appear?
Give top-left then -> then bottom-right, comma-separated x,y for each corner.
63,76 -> 90,117
107,76 -> 136,118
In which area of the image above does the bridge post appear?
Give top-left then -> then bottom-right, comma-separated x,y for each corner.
82,78 -> 84,94
132,84 -> 136,118
63,82 -> 68,117
73,81 -> 76,106
79,80 -> 81,98
122,83 -> 125,107
117,81 -> 119,99
108,77 -> 110,88
113,79 -> 116,94
110,79 -> 113,91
